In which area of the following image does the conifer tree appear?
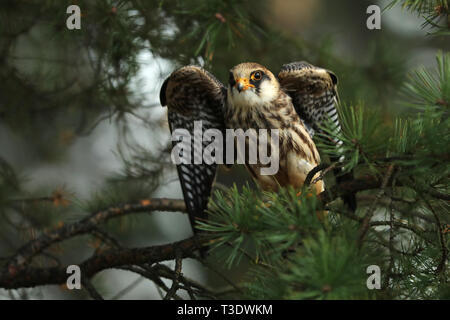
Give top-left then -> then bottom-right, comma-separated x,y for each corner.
0,0 -> 448,299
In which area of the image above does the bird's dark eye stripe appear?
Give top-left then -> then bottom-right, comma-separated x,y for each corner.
228,72 -> 236,86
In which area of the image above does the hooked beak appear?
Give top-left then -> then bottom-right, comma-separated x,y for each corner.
235,78 -> 254,92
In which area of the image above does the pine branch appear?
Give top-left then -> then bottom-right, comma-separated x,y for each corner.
0,237 -> 200,290
0,170 -> 392,292
5,198 -> 186,273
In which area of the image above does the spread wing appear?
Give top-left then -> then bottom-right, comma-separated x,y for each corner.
279,62 -> 356,210
160,66 -> 226,235
278,61 -> 341,142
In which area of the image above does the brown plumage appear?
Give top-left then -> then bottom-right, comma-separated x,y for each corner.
160,61 -> 341,236
160,66 -> 226,236
226,62 -> 323,194
277,61 -> 340,139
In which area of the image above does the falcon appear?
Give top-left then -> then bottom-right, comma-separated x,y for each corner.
160,61 -> 342,237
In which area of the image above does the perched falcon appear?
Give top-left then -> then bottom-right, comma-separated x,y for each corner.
226,62 -> 324,193
160,61 -> 343,237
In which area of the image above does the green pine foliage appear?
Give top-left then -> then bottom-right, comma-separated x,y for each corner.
386,0 -> 450,35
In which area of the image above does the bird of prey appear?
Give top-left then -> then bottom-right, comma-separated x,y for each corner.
160,61 -> 341,236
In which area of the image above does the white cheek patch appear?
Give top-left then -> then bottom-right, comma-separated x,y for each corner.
258,80 -> 278,103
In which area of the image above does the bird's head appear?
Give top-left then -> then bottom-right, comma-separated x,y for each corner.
228,62 -> 280,108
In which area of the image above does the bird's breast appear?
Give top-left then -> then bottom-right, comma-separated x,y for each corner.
225,93 -> 323,192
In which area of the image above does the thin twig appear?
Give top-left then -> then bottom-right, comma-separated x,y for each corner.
5,198 -> 186,272
421,196 -> 448,275
153,263 -> 215,299
164,249 -> 183,300
358,164 -> 395,247
110,276 -> 144,300
122,265 -> 183,300
82,278 -> 104,300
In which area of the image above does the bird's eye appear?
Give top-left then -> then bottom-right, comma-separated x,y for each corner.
251,71 -> 262,81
